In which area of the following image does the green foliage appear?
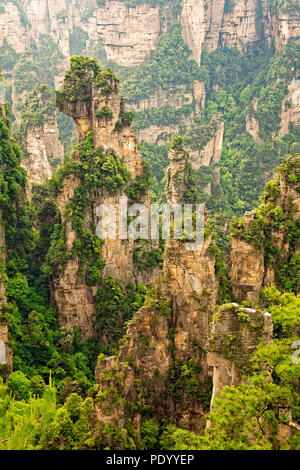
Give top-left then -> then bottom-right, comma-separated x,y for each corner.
231,155 -> 300,293
120,25 -> 207,103
16,84 -> 56,140
13,35 -> 62,94
139,142 -> 169,201
70,28 -> 89,57
160,289 -> 300,450
125,161 -> 152,202
56,56 -> 119,111
140,419 -> 160,450
133,244 -> 164,271
43,131 -> 130,277
95,277 -> 147,352
261,287 -> 300,338
168,360 -> 212,408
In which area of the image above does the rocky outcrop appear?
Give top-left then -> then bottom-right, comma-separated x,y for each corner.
56,69 -> 144,179
181,0 -> 299,65
0,106 -> 11,377
0,2 -> 27,53
97,1 -> 161,67
181,0 -> 208,65
246,112 -> 261,142
1,0 -> 299,75
230,154 -> 300,302
230,211 -> 265,303
207,303 -> 273,409
15,85 -> 64,186
53,59 -> 158,340
188,120 -> 224,194
272,5 -> 300,50
279,78 -> 300,138
21,120 -> 64,186
94,140 -> 219,433
137,124 -> 180,146
133,81 -> 206,145
131,85 -> 194,112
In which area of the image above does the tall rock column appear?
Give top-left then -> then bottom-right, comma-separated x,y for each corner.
94,137 -> 219,434
207,303 -> 273,410
18,84 -> 64,187
52,57 -> 157,340
230,155 -> 300,303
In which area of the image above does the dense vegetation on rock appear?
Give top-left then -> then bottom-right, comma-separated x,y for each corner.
0,0 -> 299,452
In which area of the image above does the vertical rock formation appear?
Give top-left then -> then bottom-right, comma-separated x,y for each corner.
97,1 -> 161,66
0,2 -> 27,53
94,138 -> 219,434
18,84 -> 64,186
53,57 -> 158,340
56,64 -> 144,178
181,0 -> 208,65
230,211 -> 265,303
187,119 -> 224,194
271,2 -> 300,50
230,154 -> 300,303
181,0 -> 299,64
279,78 -> 300,138
207,303 -> 273,409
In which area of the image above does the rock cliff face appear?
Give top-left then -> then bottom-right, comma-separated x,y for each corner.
272,4 -> 300,50
53,59 -> 158,340
1,1 -> 298,81
15,85 -> 65,187
188,119 -> 224,194
181,0 -> 299,65
230,154 -> 300,303
207,303 -> 273,409
0,2 -> 27,54
21,121 -> 64,186
0,0 -> 298,190
279,78 -> 300,138
230,211 -> 266,303
97,1 -> 161,66
181,0 -> 261,64
94,140 -> 219,433
134,81 -> 206,145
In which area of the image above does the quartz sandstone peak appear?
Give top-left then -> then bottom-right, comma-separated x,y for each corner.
230,154 -> 300,303
53,58 -> 158,340
94,141 -> 219,433
207,303 -> 273,409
